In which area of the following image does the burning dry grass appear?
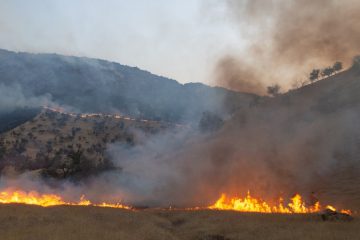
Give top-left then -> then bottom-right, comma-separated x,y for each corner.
0,204 -> 358,240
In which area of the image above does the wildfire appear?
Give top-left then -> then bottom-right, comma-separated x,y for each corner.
43,106 -> 161,124
0,189 -> 131,209
209,191 -> 351,214
0,189 -> 351,214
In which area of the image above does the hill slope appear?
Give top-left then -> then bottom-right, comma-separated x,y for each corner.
0,108 -> 175,179
206,59 -> 360,209
0,49 -> 257,123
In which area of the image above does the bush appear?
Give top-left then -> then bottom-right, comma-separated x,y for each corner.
267,84 -> 281,97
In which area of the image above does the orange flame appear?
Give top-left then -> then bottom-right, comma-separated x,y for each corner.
0,189 -> 131,209
209,191 -> 350,214
44,106 -> 141,122
0,188 -> 351,214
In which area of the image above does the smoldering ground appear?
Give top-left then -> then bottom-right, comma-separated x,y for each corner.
214,0 -> 360,94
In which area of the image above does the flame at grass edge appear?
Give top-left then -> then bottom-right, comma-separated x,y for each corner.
208,191 -> 351,214
0,188 -> 352,214
0,189 -> 131,209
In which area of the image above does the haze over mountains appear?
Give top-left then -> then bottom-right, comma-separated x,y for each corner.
0,49 -> 256,124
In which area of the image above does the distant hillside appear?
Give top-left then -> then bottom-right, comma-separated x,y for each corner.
0,109 -> 174,179
273,57 -> 360,114
0,49 -> 257,123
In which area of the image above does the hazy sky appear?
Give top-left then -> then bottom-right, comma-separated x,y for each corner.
0,0 -> 246,85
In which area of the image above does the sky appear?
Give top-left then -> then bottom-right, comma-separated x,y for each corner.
0,0 -> 246,85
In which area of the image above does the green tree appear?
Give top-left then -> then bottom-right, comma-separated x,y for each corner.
267,84 -> 281,97
333,61 -> 343,73
309,69 -> 320,83
68,149 -> 83,166
321,67 -> 334,78
62,148 -> 84,178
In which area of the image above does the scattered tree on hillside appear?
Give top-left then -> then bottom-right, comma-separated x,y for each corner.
267,84 -> 281,97
333,61 -> 343,73
308,61 -> 343,84
68,149 -> 83,166
61,149 -> 84,177
309,69 -> 320,83
321,67 -> 334,78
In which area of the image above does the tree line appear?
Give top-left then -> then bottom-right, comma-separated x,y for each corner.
266,61 -> 343,97
309,61 -> 343,83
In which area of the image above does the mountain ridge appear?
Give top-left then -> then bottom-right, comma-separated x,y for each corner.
0,49 -> 257,124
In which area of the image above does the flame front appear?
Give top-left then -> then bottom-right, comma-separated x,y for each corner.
0,189 -> 351,214
208,191 -> 350,214
0,189 -> 131,209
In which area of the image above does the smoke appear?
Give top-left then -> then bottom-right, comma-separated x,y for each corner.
215,0 -> 360,94
98,79 -> 360,209
0,84 -> 51,111
2,78 -> 360,209
215,56 -> 264,95
101,62 -> 360,209
1,1 -> 360,210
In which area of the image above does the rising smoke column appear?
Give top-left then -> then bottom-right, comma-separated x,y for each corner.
215,0 -> 360,94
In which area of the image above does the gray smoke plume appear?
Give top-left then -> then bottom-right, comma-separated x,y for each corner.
0,84 -> 51,111
102,63 -> 360,209
215,0 -> 360,94
2,71 -> 360,209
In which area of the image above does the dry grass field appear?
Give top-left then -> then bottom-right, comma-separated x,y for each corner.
0,204 -> 358,240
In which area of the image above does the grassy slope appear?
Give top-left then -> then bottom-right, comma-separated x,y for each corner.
280,67 -> 360,210
0,109 -> 174,176
1,109 -> 171,157
0,205 -> 358,240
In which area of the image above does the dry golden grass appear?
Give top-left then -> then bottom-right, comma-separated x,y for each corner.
0,204 -> 358,240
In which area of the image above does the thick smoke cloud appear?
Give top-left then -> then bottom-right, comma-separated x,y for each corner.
215,0 -> 360,94
2,67 -> 360,209
101,63 -> 360,209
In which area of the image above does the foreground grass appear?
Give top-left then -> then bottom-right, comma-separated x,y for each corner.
0,204 -> 358,240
